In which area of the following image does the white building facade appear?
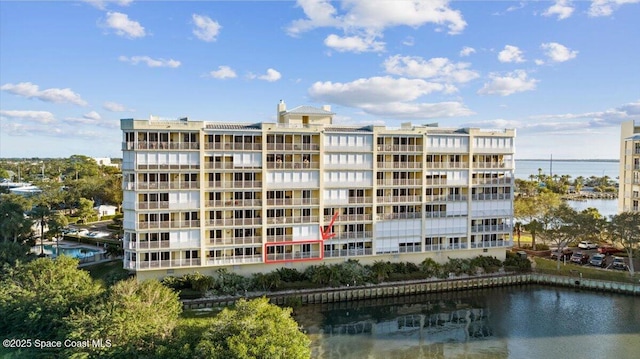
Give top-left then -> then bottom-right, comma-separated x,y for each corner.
619,120 -> 640,213
121,102 -> 516,280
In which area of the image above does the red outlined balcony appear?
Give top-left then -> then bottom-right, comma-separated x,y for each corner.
264,240 -> 323,263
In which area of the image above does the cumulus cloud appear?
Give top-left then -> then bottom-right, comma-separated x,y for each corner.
192,14 -> 221,42
498,45 -> 525,63
83,111 -> 101,121
208,66 -> 237,79
104,11 -> 145,38
543,0 -> 575,20
324,34 -> 385,53
103,101 -> 132,112
0,110 -> 56,124
383,55 -> 479,85
288,0 -> 466,52
477,70 -> 538,96
84,0 -> 133,10
118,55 -> 181,68
308,76 -> 473,119
1,82 -> 88,106
589,0 -> 640,17
459,46 -> 475,57
258,68 -> 282,82
541,42 -> 578,63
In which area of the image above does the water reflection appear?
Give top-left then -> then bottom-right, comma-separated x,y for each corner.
294,285 -> 640,359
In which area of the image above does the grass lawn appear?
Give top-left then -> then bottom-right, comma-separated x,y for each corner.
534,257 -> 639,283
83,259 -> 131,285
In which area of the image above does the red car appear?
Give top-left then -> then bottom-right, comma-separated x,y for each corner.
570,252 -> 590,265
598,246 -> 623,255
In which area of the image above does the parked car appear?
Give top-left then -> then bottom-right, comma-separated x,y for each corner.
589,254 -> 607,268
550,248 -> 573,260
611,257 -> 628,271
570,251 -> 590,265
578,241 -> 598,249
598,246 -> 623,255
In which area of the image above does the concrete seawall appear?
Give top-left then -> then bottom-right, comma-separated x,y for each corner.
182,273 -> 640,310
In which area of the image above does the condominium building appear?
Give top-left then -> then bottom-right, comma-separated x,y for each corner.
121,101 -> 515,280
619,120 -> 640,213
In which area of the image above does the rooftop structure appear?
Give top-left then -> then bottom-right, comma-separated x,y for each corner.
121,101 -> 516,280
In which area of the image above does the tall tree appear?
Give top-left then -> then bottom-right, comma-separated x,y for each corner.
76,197 -> 95,224
538,204 -> 578,270
514,191 -> 561,250
0,194 -> 33,243
29,205 -> 52,256
47,211 -> 68,256
195,297 -> 311,359
609,212 -> 640,276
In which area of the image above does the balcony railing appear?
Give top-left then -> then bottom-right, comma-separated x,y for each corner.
324,163 -> 373,170
377,162 -> 423,169
126,182 -> 200,190
377,144 -> 422,152
123,142 -> 199,150
266,251 -> 321,261
266,143 -> 320,151
470,224 -> 511,232
137,201 -> 170,210
136,164 -> 200,170
123,240 -> 170,250
469,240 -> 511,249
471,193 -> 511,201
266,235 -> 295,243
424,243 -> 467,251
328,214 -> 373,222
472,178 -> 513,185
206,256 -> 262,265
424,211 -> 467,218
376,212 -> 421,220
266,161 -> 319,169
137,220 -> 200,229
473,162 -> 508,169
377,179 -> 422,186
334,231 -> 373,240
205,218 -> 262,226
206,199 -> 262,207
265,198 -> 319,206
124,258 -> 202,270
266,216 -> 319,224
206,181 -> 262,189
204,143 -> 263,151
377,195 -> 422,203
208,237 -> 262,246
323,248 -> 373,258
424,162 -> 468,169
425,194 -> 467,202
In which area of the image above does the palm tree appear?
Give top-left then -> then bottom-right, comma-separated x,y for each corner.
47,212 -> 68,257
30,205 -> 52,256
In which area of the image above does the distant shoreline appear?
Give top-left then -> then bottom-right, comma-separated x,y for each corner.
516,159 -> 618,163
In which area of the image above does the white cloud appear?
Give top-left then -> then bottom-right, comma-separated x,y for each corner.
288,0 -> 467,52
192,14 -> 221,42
103,101 -> 132,112
258,68 -> 282,82
498,45 -> 525,63
477,70 -> 538,96
1,82 -> 88,106
324,34 -> 385,53
383,55 -> 479,85
119,55 -> 181,68
534,59 -> 545,65
543,0 -> 575,20
84,0 -> 133,10
402,36 -> 415,46
208,66 -> 237,79
308,76 -> 473,119
589,0 -> 640,17
459,46 -> 475,57
104,11 -> 145,38
541,42 -> 578,62
0,110 -> 56,124
83,111 -> 101,121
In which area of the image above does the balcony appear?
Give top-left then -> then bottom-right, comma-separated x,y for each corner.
469,240 -> 511,249
209,236 -> 262,246
265,198 -> 319,206
135,163 -> 200,170
204,143 -> 263,151
424,162 -> 468,169
266,143 -> 320,151
323,248 -> 373,258
377,179 -> 422,186
205,218 -> 262,226
266,251 -> 321,262
377,162 -> 422,169
124,258 -> 202,270
334,231 -> 373,240
266,235 -> 295,243
266,215 -> 319,225
348,197 -> 373,204
206,256 -> 263,265
328,214 -> 373,222
424,243 -> 466,251
206,199 -> 262,207
377,195 -> 422,203
137,220 -> 200,229
472,178 -> 513,185
376,212 -> 421,220
206,181 -> 262,189
123,240 -> 171,250
471,224 -> 511,232
471,193 -> 511,201
425,194 -> 467,202
126,182 -> 200,190
137,201 -> 170,210
123,142 -> 200,151
424,211 -> 467,218
266,161 -> 319,169
377,144 -> 422,152
473,162 -> 508,169
324,163 -> 372,170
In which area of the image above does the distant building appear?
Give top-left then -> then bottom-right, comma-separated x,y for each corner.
93,157 -> 120,169
4,183 -> 42,197
121,101 -> 516,281
619,120 -> 640,213
95,204 -> 118,217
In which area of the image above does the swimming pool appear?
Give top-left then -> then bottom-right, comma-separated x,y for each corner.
32,244 -> 104,259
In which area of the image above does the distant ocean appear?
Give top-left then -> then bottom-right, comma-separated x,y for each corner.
514,159 -> 619,180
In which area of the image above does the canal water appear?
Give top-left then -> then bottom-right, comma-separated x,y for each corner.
294,285 -> 640,359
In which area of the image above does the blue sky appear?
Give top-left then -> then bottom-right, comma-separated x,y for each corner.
1,0 -> 639,159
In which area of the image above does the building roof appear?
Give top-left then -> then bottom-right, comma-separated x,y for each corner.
205,123 -> 262,130
284,105 -> 335,115
325,126 -> 373,133
625,134 -> 640,141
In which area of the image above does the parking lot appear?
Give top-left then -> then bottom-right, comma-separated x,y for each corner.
549,246 -> 636,272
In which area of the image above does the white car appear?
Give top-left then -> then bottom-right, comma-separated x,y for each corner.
578,241 -> 598,249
